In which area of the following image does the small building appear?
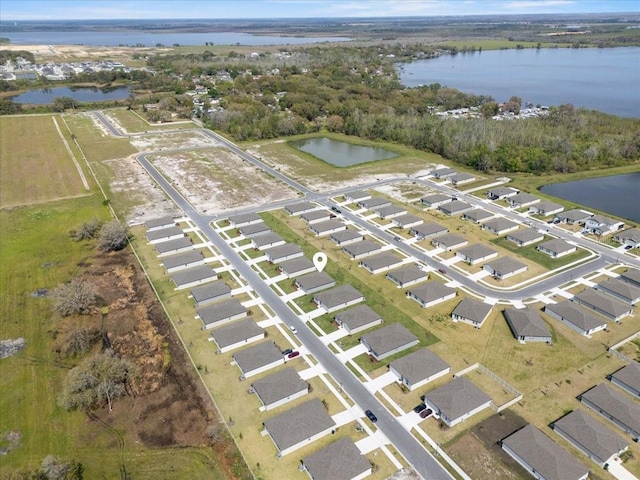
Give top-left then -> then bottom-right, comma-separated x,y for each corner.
529,201 -> 564,217
420,193 -> 452,209
609,362 -> 640,398
501,424 -> 590,480
451,297 -> 493,328
262,398 -> 336,457
313,284 -> 364,313
190,280 -> 231,307
155,237 -> 193,256
330,229 -> 364,246
410,222 -> 448,240
585,214 -> 625,236
265,243 -> 304,263
423,377 -> 492,427
462,209 -> 495,224
391,214 -> 424,229
507,193 -> 540,208
544,300 -> 607,336
170,265 -> 217,290
279,257 -> 316,278
146,225 -> 184,244
285,201 -> 317,216
613,227 -> 640,248
238,222 -> 271,238
552,409 -> 628,468
438,200 -> 473,216
536,239 -> 577,258
301,437 -> 372,480
506,228 -> 544,247
482,217 -> 520,235
449,172 -> 476,187
252,232 -> 286,251
145,216 -> 176,232
228,212 -> 261,227
456,244 -> 498,265
333,304 -> 383,335
483,257 -> 528,280
210,319 -> 265,353
596,277 -> 640,305
161,250 -> 205,272
486,186 -> 519,200
389,347 -> 451,391
301,210 -> 333,225
294,272 -> 336,294
358,197 -> 391,210
345,190 -> 371,203
251,367 -> 309,411
232,341 -> 284,379
572,288 -> 633,322
579,383 -> 640,439
504,307 -> 552,343
556,209 -> 592,225
359,253 -> 403,274
309,220 -> 346,237
343,240 -> 383,260
197,298 -> 247,329
430,167 -> 456,179
360,323 -> 419,361
386,264 -> 428,288
431,233 -> 468,251
375,204 -> 406,220
619,268 -> 640,288
406,281 -> 457,308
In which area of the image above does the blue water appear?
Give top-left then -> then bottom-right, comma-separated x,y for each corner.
290,137 -> 399,167
11,86 -> 131,104
398,47 -> 640,118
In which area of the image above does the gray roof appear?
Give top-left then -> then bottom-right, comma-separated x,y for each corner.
438,200 -> 472,214
544,300 -> 606,332
451,297 -> 493,324
392,213 -> 423,226
161,250 -> 204,269
482,217 -> 519,232
573,288 -> 632,319
580,383 -> 640,436
553,409 -> 628,463
616,227 -> 640,243
301,210 -> 332,223
389,347 -> 450,386
450,172 -> 475,183
360,197 -> 391,209
597,277 -> 640,303
589,214 -> 620,226
295,272 -> 336,292
408,281 -> 456,304
171,265 -> 216,287
386,264 -> 428,285
155,237 -> 192,253
333,304 -> 382,331
359,252 -> 403,271
509,193 -> 540,205
285,201 -> 316,214
278,257 -> 315,275
611,363 -> 640,395
375,204 -> 406,217
345,190 -> 370,202
502,424 -> 589,480
538,239 -> 576,255
314,284 -> 364,309
487,186 -> 518,197
457,244 -> 497,261
232,341 -> 283,374
210,319 -> 264,349
146,225 -> 184,241
421,193 -> 452,205
251,367 -> 308,406
252,232 -> 284,249
431,167 -> 456,177
432,233 -> 467,249
361,323 -> 419,357
145,216 -> 175,229
229,212 -> 261,225
557,209 -> 592,222
263,398 -> 336,452
310,219 -> 345,234
330,229 -> 363,243
198,298 -> 246,327
424,377 -> 491,421
484,257 -> 527,276
302,437 -> 371,480
504,307 -> 551,339
190,280 -> 231,304
265,243 -> 304,260
411,222 -> 448,237
238,222 -> 271,238
620,268 -> 640,286
343,240 -> 382,257
463,209 -> 494,222
507,227 -> 544,244
533,201 -> 564,214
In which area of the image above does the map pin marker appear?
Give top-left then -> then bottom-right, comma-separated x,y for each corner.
313,252 -> 327,273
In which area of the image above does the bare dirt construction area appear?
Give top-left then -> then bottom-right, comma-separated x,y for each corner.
1,44 -> 166,62
129,130 -> 218,151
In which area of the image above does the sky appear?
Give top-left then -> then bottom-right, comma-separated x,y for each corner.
1,0 -> 638,21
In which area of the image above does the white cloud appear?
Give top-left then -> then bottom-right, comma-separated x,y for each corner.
503,0 -> 574,10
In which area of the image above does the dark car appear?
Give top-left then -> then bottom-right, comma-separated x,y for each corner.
394,236 -> 402,242
331,206 -> 342,214
625,245 -> 633,250
365,409 -> 377,423
413,403 -> 427,414
420,408 -> 433,419
438,268 -> 447,275
287,351 -> 300,359
281,348 -> 293,356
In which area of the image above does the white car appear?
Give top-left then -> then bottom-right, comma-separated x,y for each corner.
288,325 -> 298,334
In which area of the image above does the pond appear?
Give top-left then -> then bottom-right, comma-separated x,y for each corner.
290,137 -> 399,167
540,172 -> 640,223
10,86 -> 131,104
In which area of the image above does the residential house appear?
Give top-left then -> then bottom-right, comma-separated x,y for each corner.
507,193 -> 540,208
422,377 -> 492,427
430,167 -> 456,179
360,323 -> 419,361
482,218 -> 519,235
536,239 -> 577,258
585,215 -> 625,236
386,264 -> 428,288
484,257 -> 528,280
596,277 -> 640,305
544,300 -> 607,336
313,285 -> 364,313
345,190 -> 371,204
613,228 -> 640,248
451,298 -> 493,328
265,243 -> 304,263
330,229 -> 364,246
406,281 -> 457,308
279,257 -> 316,278
155,237 -> 193,256
555,209 -> 592,225
294,272 -> 336,294
232,341 -> 284,379
210,319 -> 265,353
251,367 -> 308,411
572,288 -> 633,322
197,298 -> 247,329
579,383 -> 640,439
438,200 -> 473,216
388,347 -> 451,391
333,304 -> 383,335
374,204 -> 406,220
619,268 -> 640,288
359,253 -> 403,274
506,228 -> 544,247
609,363 -> 640,397
343,240 -> 383,260
145,216 -> 176,231
252,232 -> 286,251
391,214 -> 423,229
420,194 -> 452,209
462,209 -> 495,224
238,222 -> 271,238
449,172 -> 476,187
301,210 -> 333,225
504,307 -> 552,343
358,197 -> 391,210
284,201 -> 317,216
228,212 -> 262,227
456,244 -> 498,265
431,233 -> 468,251
170,265 -> 217,290
301,437 -> 371,480
486,186 -> 519,200
309,220 -> 346,237
146,225 -> 184,244
190,280 -> 231,307
529,201 -> 564,217
161,250 -> 205,272
410,222 -> 448,240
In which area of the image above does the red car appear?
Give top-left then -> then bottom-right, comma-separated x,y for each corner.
287,351 -> 300,359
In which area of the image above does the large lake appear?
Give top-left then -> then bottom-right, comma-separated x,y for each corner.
541,172 -> 640,223
398,47 -> 640,118
5,31 -> 351,46
290,137 -> 398,167
11,86 -> 131,104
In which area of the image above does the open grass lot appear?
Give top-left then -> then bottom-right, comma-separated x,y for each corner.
0,115 -> 90,208
104,108 -> 195,134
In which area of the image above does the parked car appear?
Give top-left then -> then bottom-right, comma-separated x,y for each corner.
288,325 -> 297,334
331,206 -> 342,214
281,348 -> 293,356
365,409 -> 378,423
625,245 -> 633,250
438,268 -> 447,275
413,403 -> 427,414
394,236 -> 402,242
287,351 -> 300,359
420,408 -> 433,419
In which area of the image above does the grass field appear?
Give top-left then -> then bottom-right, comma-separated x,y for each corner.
0,115 -> 91,207
104,108 -> 194,134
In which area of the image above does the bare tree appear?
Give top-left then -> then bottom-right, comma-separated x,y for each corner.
98,220 -> 128,252
53,323 -> 99,358
51,278 -> 98,316
40,455 -> 84,480
70,218 -> 102,241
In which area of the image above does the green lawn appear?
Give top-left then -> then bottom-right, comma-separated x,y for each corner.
491,235 -> 591,269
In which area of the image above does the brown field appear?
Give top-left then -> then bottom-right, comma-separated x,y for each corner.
0,115 -> 90,207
